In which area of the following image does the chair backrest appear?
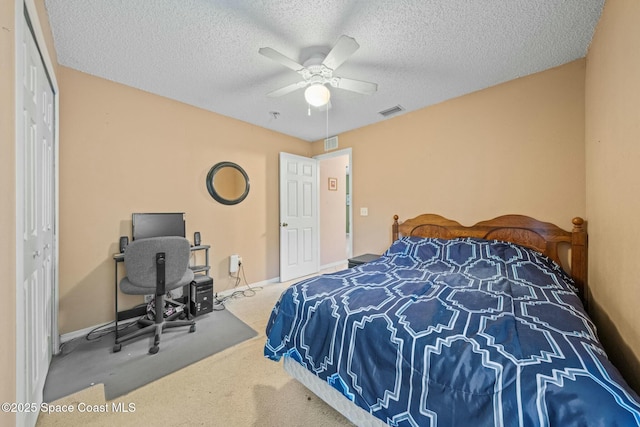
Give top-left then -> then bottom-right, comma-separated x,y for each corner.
123,236 -> 191,289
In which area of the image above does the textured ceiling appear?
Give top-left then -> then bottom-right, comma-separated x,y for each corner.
43,0 -> 604,142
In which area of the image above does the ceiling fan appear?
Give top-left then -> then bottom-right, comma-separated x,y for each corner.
259,35 -> 378,108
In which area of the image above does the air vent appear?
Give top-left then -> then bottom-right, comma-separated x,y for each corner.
324,136 -> 339,151
378,105 -> 405,117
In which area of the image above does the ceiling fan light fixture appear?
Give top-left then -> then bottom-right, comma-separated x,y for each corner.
304,84 -> 331,107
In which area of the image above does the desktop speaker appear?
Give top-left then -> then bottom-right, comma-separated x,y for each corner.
194,231 -> 201,247
119,236 -> 129,253
190,276 -> 213,316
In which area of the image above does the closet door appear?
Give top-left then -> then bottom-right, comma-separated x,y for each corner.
18,11 -> 57,427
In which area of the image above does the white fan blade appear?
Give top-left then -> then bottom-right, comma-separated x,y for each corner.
333,77 -> 377,95
322,35 -> 359,71
266,81 -> 306,97
259,47 -> 305,72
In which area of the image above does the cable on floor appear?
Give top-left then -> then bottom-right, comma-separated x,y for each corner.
85,307 -> 144,341
215,262 -> 262,306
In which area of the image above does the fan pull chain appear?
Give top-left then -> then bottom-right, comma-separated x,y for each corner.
326,103 -> 329,140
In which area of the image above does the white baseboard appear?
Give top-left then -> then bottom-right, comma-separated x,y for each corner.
61,268 -> 344,346
217,276 -> 281,297
320,259 -> 348,270
60,276 -> 283,345
60,320 -> 115,345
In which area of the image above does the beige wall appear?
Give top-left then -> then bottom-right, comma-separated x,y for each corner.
312,60 -> 587,258
585,0 -> 640,392
1,1 -> 17,424
57,67 -> 311,333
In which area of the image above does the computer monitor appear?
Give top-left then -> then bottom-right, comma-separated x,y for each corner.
132,212 -> 186,241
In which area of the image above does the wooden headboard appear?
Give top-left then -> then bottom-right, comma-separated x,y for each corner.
392,214 -> 588,308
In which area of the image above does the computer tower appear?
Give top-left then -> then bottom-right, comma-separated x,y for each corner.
190,276 -> 214,316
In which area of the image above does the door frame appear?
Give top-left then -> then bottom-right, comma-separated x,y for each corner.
15,1 -> 60,424
314,148 -> 353,261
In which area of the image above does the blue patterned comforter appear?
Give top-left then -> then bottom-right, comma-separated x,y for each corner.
265,237 -> 640,426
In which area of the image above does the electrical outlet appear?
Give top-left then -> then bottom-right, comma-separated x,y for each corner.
230,254 -> 240,274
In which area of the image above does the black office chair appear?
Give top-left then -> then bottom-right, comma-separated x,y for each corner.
113,236 -> 196,354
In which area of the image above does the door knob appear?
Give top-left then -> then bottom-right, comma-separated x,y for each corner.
281,222 -> 288,227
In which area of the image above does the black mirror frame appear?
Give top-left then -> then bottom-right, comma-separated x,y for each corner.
206,161 -> 250,205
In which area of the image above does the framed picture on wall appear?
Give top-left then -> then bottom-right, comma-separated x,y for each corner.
328,177 -> 337,191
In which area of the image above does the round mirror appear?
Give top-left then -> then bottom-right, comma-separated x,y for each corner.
206,162 -> 250,205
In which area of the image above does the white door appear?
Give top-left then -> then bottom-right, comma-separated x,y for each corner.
279,153 -> 319,282
18,13 -> 56,427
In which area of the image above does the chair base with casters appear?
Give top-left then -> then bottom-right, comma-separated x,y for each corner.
113,291 -> 196,354
113,238 -> 196,355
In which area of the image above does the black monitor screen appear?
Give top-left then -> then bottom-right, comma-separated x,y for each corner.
132,212 -> 186,241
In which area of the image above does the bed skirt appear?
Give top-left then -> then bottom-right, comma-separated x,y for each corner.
283,356 -> 387,426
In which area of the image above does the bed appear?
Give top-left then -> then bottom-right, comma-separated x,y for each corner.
264,214 -> 640,426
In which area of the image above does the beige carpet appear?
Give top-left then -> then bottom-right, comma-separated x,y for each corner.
36,267 -> 355,427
